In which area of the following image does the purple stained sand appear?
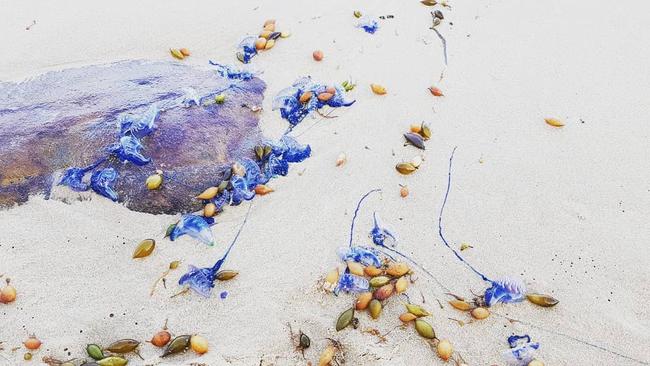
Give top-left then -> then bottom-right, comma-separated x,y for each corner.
0,60 -> 266,214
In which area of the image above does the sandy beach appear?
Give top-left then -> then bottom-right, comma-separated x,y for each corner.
1,0 -> 649,365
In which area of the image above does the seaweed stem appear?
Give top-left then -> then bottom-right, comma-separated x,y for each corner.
430,13 -> 448,65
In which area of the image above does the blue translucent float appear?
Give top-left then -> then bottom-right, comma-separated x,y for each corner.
502,335 -> 540,366
272,77 -> 355,127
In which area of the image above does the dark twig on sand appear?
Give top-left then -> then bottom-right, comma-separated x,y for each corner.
429,13 -> 448,65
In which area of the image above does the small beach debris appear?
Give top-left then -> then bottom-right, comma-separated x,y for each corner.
414,319 -> 436,339
470,307 -> 489,320
180,48 -> 190,57
526,293 -> 559,307
25,20 -> 37,30
434,10 -> 444,19
203,203 -> 217,217
406,303 -> 430,317
419,123 -> 432,140
162,335 -> 191,357
324,268 -> 340,292
97,356 -> 128,366
0,278 -> 16,303
190,335 -> 208,354
132,239 -> 155,259
170,49 -> 185,60
24,353 -> 32,360
369,276 -> 390,287
420,0 -> 438,6
105,339 -> 140,355
336,307 -> 355,331
86,344 -> 105,360
353,10 -> 362,18
399,313 -> 417,323
215,94 -> 226,104
145,171 -> 163,190
404,132 -> 426,149
369,299 -> 382,319
318,344 -> 337,366
197,187 -> 219,200
502,335 -> 540,366
215,270 -> 238,281
386,262 -> 411,277
399,185 -> 409,198
437,339 -> 453,361
449,299 -> 472,311
428,86 -> 444,96
544,118 -> 564,127
459,243 -> 472,251
151,330 -> 172,348
313,50 -> 324,61
254,185 -> 274,195
150,261 -> 180,296
356,292 -> 372,310
395,276 -> 408,293
23,335 -> 41,350
336,152 -> 347,167
347,261 -> 365,276
370,83 -> 387,95
341,80 -> 356,92
396,162 -> 417,175
373,283 -> 394,300
299,332 -> 310,349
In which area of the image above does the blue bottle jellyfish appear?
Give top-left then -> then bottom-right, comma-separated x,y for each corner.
179,204 -> 252,297
484,277 -> 527,307
338,246 -> 382,268
357,17 -> 379,34
90,168 -> 118,201
170,214 -> 216,246
235,36 -> 258,64
370,212 -> 398,247
334,273 -> 370,295
502,335 -> 540,366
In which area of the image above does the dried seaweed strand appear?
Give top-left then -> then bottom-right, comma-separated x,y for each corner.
493,312 -> 649,365
437,147 -> 491,282
430,13 -> 448,66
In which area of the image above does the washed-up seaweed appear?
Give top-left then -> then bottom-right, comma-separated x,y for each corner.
272,77 -> 355,127
177,204 -> 252,297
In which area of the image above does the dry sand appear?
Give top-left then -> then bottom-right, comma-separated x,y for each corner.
1,0 -> 649,365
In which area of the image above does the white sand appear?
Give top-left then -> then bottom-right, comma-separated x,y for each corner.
1,0 -> 649,365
